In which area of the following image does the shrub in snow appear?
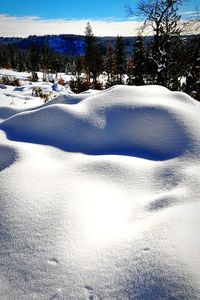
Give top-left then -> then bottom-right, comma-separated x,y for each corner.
69,76 -> 90,93
93,82 -> 104,90
32,87 -> 54,102
29,72 -> 38,82
0,76 -> 21,86
13,78 -> 21,87
58,79 -> 66,86
105,78 -> 118,89
32,87 -> 43,97
40,91 -> 54,103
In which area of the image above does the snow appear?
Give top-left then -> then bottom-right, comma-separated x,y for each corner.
1,79 -> 200,299
52,83 -> 66,92
0,69 -> 31,80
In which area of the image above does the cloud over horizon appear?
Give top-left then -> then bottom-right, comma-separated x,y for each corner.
0,13 -> 199,38
0,14 -> 145,37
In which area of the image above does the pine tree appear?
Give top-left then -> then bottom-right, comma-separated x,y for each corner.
133,35 -> 147,85
185,35 -> 200,100
84,22 -> 96,86
49,52 -> 63,75
75,56 -> 84,76
115,36 -> 126,84
84,22 -> 103,88
91,47 -> 102,86
126,57 -> 134,85
40,38 -> 51,72
29,43 -> 40,71
104,44 -> 116,83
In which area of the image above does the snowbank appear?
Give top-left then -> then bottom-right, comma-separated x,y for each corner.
1,84 -> 200,299
1,85 -> 199,160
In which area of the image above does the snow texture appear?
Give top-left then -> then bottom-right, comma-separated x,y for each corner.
1,82 -> 200,299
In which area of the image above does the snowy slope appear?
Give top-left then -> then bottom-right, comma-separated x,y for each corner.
0,81 -> 83,122
0,85 -> 200,299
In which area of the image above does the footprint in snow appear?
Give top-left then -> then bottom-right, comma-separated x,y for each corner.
143,247 -> 150,252
48,258 -> 59,265
85,285 -> 95,300
49,288 -> 62,299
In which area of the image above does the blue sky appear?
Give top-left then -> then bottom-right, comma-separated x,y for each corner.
0,0 -> 133,20
0,0 -> 199,37
0,0 -> 198,20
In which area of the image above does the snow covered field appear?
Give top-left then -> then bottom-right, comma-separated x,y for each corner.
0,77 -> 200,299
0,68 -> 74,83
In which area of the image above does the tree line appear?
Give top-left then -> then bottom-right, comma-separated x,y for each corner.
0,0 -> 199,99
71,18 -> 200,100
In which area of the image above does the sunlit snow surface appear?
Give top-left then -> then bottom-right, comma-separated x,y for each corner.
1,82 -> 200,299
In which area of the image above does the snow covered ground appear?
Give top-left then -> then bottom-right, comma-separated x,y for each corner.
0,77 -> 200,299
0,68 -> 75,84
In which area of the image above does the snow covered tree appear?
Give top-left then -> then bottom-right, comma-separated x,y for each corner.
129,0 -> 182,87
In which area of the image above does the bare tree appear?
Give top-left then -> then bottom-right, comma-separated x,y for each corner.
128,0 -> 183,86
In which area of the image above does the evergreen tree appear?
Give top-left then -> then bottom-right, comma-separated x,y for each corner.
126,57 -> 134,85
115,36 -> 126,84
69,76 -> 89,93
40,38 -> 51,72
104,44 -> 116,82
91,47 -> 102,86
84,22 -> 103,88
75,56 -> 84,76
132,35 -> 147,85
49,52 -> 63,75
185,35 -> 200,100
29,43 -> 40,71
84,22 -> 96,86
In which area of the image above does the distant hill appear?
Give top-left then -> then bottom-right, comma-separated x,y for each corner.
0,34 -> 154,56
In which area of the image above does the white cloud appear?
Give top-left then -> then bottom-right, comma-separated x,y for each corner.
180,10 -> 200,19
181,10 -> 200,15
0,14 -> 145,37
0,14 -> 198,38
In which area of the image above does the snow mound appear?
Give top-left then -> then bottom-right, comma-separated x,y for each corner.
46,92 -> 87,105
80,88 -> 102,95
0,144 -> 17,172
0,93 -> 12,106
0,106 -> 21,122
52,83 -> 65,92
0,84 -> 7,89
1,85 -> 199,160
1,85 -> 200,299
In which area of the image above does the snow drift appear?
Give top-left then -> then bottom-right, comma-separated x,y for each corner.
1,86 -> 199,160
1,85 -> 200,299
